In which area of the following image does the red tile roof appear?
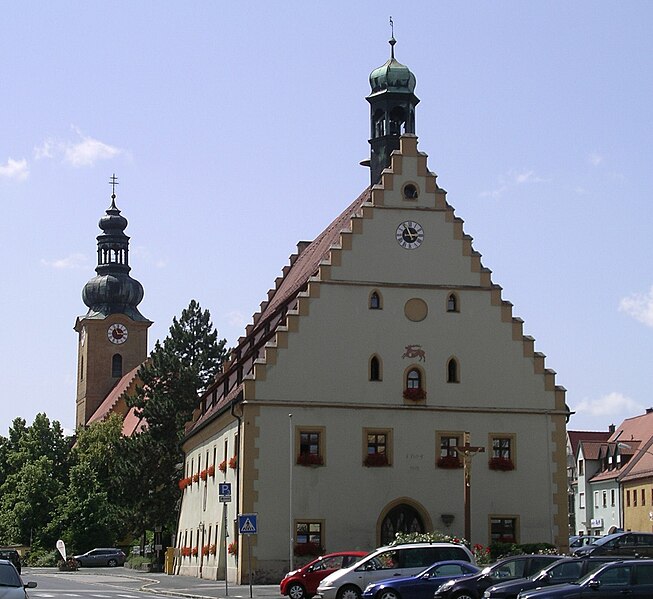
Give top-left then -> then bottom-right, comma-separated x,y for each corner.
87,365 -> 141,425
186,187 -> 371,436
568,430 -> 611,456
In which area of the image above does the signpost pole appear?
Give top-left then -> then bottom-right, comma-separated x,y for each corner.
223,501 -> 228,596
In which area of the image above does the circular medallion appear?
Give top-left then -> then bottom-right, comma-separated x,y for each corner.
107,323 -> 128,344
396,221 -> 424,250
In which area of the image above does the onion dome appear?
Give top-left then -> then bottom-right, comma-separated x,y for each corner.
368,37 -> 417,96
80,187 -> 149,322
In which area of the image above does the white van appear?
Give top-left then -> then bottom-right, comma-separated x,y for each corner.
316,542 -> 475,599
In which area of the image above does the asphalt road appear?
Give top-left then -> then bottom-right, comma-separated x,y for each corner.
22,567 -> 280,599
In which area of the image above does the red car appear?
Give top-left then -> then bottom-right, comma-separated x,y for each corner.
280,551 -> 368,599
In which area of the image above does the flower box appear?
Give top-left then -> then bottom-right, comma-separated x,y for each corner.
209,544 -> 217,555
181,547 -> 191,557
200,469 -> 208,481
207,464 -> 215,477
191,547 -> 199,557
364,453 -> 389,467
403,387 -> 426,401
437,456 -> 462,469
297,452 -> 324,467
178,477 -> 191,490
488,457 -> 515,471
219,459 -> 227,473
228,542 -> 238,556
229,455 -> 238,469
192,473 -> 199,483
294,542 -> 324,556
202,545 -> 210,556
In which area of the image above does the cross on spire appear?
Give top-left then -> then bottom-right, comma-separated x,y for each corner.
109,174 -> 119,202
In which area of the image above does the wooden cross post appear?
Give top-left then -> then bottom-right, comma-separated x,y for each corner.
454,432 -> 485,543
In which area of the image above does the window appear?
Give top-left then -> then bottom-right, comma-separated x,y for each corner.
578,459 -> 584,476
370,356 -> 382,381
111,353 -> 122,378
594,491 -> 600,509
297,428 -> 324,466
580,493 -> 585,509
634,490 -> 638,507
364,429 -> 391,466
447,358 -> 459,383
643,489 -> 646,506
295,521 -> 323,554
447,293 -> 459,313
437,433 -> 462,468
403,183 -> 419,200
603,490 -> 608,508
626,490 -> 631,507
407,369 -> 421,389
369,291 -> 382,310
490,517 -> 517,543
489,435 -> 515,470
612,489 -> 616,507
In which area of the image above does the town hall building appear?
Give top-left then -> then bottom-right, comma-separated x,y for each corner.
174,38 -> 569,584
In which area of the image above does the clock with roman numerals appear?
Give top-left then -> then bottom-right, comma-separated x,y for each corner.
396,221 -> 424,250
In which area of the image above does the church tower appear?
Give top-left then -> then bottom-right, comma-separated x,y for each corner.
74,178 -> 151,429
367,35 -> 419,185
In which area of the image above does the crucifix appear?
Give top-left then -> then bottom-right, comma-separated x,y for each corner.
454,432 -> 485,543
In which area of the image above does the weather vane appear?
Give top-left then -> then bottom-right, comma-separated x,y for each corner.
109,173 -> 119,199
389,16 -> 394,38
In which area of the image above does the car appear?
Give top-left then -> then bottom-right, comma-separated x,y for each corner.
0,559 -> 36,599
0,549 -> 21,574
517,559 -> 653,599
483,556 -> 634,599
433,554 -> 563,599
573,531 -> 653,558
317,543 -> 475,599
568,536 -> 598,550
281,552 -> 369,599
73,547 -> 126,567
362,560 -> 481,599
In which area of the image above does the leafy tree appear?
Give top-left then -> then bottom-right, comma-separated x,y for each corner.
0,415 -> 70,548
43,415 -> 127,551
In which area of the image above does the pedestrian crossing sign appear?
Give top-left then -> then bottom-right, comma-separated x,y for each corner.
238,513 -> 258,535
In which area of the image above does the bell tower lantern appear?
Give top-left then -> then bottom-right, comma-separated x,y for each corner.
367,34 -> 419,185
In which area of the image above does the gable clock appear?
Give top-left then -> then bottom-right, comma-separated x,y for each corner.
396,220 -> 424,250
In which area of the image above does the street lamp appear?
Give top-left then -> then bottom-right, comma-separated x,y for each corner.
454,432 -> 485,543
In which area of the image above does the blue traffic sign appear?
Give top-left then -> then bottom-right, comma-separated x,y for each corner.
219,482 -> 232,502
238,513 -> 258,535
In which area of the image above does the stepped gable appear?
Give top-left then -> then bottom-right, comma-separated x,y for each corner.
86,364 -> 141,425
186,187 -> 371,434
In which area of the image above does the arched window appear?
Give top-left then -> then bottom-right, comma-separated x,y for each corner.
447,293 -> 459,313
370,290 -> 382,310
407,368 -> 421,389
447,358 -> 459,383
370,356 -> 381,381
112,353 -> 123,378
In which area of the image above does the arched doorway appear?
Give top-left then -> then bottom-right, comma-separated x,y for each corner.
380,503 -> 426,546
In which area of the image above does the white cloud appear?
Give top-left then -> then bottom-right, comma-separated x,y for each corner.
225,310 -> 247,329
0,157 -> 29,181
40,253 -> 89,270
619,286 -> 653,327
479,169 -> 546,198
589,153 -> 604,167
34,127 -> 123,168
573,392 -> 643,418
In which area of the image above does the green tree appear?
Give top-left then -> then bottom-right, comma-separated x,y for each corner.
121,300 -> 227,538
0,415 -> 70,547
44,415 -> 127,552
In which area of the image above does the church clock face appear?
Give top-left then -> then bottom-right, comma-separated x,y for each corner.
396,221 -> 424,250
107,323 -> 128,344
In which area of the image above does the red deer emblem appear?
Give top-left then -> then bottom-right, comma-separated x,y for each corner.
402,345 -> 426,362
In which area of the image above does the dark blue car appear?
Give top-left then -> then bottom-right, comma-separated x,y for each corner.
362,560 -> 481,599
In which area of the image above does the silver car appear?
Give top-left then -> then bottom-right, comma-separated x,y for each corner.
0,560 -> 36,599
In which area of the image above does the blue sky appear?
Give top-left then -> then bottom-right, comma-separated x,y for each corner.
2,2 -> 652,436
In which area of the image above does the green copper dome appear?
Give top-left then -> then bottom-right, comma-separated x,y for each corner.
369,38 -> 416,95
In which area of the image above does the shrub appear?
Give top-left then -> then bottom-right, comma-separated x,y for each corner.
25,549 -> 58,567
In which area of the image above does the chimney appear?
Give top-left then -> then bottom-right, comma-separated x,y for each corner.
609,424 -> 615,433
647,407 -> 653,414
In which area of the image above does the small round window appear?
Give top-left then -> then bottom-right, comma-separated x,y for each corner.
403,183 -> 419,200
